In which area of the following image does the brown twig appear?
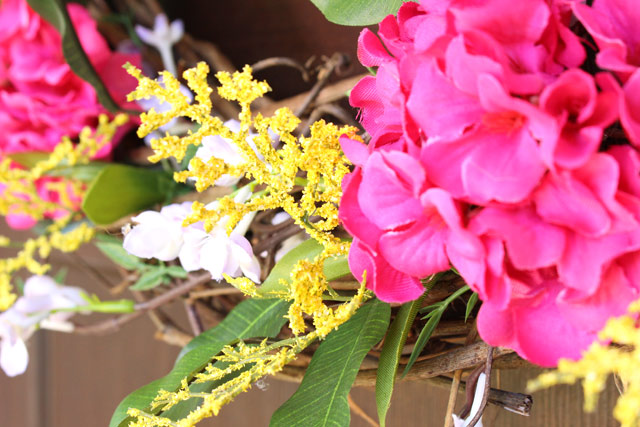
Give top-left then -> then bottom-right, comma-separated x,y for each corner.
278,342 -> 512,387
74,273 -> 212,335
256,74 -> 365,117
251,57 -> 311,82
184,299 -> 204,336
252,223 -> 304,255
444,324 -> 478,427
294,53 -> 350,117
357,342 -> 509,386
301,103 -> 360,136
466,346 -> 494,427
188,287 -> 244,300
347,394 -> 379,427
427,376 -> 532,416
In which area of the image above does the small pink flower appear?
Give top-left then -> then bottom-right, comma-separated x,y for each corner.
573,0 -> 640,81
539,69 -> 618,169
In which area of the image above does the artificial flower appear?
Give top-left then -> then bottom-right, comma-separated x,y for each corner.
135,13 -> 184,76
341,0 -> 640,366
0,275 -> 86,376
0,0 -> 140,156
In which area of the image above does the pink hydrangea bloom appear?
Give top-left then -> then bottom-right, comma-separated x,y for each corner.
0,0 -> 141,229
341,0 -> 640,366
0,0 -> 140,156
574,0 -> 640,146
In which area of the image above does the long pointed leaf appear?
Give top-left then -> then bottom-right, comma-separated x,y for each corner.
110,298 -> 289,427
375,295 -> 424,426
270,300 -> 390,427
402,309 -> 444,378
26,0 -> 121,112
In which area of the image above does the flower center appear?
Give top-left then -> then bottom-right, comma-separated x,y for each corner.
481,111 -> 526,134
424,205 -> 446,230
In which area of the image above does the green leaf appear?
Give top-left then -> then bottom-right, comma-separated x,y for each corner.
259,239 -> 351,296
26,0 -> 121,112
6,152 -> 50,168
402,309 -> 443,377
404,285 -> 470,377
82,164 -> 174,225
95,240 -> 145,270
46,162 -> 109,182
129,267 -> 166,291
309,0 -> 415,26
465,292 -> 479,323
53,267 -> 68,284
270,300 -> 390,427
179,143 -> 199,170
164,266 -> 188,279
110,298 -> 289,427
376,295 -> 424,427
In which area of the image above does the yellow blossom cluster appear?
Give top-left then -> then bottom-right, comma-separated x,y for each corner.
125,62 -> 362,335
124,62 -> 368,426
128,334 -> 316,427
0,115 -> 125,309
528,299 -> 640,427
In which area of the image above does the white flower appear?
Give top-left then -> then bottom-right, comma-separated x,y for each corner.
123,202 -> 193,261
123,189 -> 261,283
0,310 -> 31,377
192,119 -> 267,187
452,373 -> 486,427
135,14 -> 184,76
179,187 -> 261,282
0,276 -> 86,377
179,225 -> 261,283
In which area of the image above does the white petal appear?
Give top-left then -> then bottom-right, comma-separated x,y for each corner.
39,319 -> 74,333
169,19 -> 184,43
275,233 -> 308,263
467,373 -> 486,425
134,25 -> 156,45
23,275 -> 58,297
178,228 -> 208,271
271,211 -> 290,225
123,212 -> 184,261
451,415 -> 465,427
199,237 -> 229,280
233,211 -> 256,237
0,337 -> 28,377
229,235 -> 261,283
154,14 -> 169,35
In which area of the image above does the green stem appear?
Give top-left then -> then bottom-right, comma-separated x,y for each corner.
52,299 -> 135,314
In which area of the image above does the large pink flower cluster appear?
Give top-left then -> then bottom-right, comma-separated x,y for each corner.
0,0 -> 139,156
340,0 -> 640,366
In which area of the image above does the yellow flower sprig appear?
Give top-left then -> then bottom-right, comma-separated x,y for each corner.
124,62 -> 370,425
125,62 -> 362,337
0,114 -> 127,222
127,333 -> 318,427
0,114 -> 126,309
528,299 -> 640,427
